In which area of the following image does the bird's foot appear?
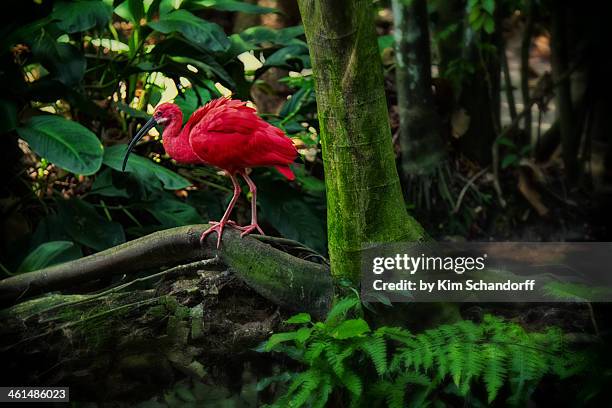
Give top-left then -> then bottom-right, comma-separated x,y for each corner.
200,220 -> 237,248
234,223 -> 265,238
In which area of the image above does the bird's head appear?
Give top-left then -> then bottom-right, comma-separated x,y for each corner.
122,103 -> 181,171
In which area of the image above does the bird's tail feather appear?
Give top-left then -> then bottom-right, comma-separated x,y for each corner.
275,165 -> 295,180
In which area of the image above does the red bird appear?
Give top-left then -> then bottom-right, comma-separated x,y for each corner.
122,97 -> 298,247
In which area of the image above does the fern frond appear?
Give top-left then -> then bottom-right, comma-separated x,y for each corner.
325,297 -> 360,326
447,340 -> 466,386
304,341 -> 327,364
325,343 -> 351,378
378,326 -> 414,343
311,374 -> 333,408
340,369 -> 363,397
288,369 -> 321,408
459,343 -> 484,396
482,343 -> 508,403
360,335 -> 387,375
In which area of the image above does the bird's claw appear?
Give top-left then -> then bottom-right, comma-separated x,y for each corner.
200,220 -> 246,248
235,223 -> 265,238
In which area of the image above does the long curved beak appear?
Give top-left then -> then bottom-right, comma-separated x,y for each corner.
122,117 -> 157,171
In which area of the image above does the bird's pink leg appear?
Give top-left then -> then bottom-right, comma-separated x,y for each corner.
237,171 -> 265,237
200,174 -> 241,248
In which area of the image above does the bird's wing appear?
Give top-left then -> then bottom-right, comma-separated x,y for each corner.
188,99 -> 297,172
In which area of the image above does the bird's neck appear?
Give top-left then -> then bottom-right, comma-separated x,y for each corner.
161,114 -> 200,164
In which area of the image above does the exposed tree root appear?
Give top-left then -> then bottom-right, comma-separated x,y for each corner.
0,226 -> 333,401
0,224 -> 333,317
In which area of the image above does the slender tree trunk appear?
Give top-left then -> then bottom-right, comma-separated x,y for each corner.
392,0 -> 445,179
551,1 -> 578,184
520,0 -> 534,144
435,0 -> 465,80
502,40 -> 517,122
459,20 -> 502,164
298,0 -> 426,282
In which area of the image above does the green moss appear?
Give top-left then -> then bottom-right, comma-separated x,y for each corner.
299,0 -> 427,282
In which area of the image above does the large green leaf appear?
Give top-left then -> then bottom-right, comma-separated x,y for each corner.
57,198 -> 125,251
143,195 -> 203,227
52,0 -> 113,33
175,86 -> 213,122
31,33 -> 86,86
239,26 -> 305,47
257,176 -> 326,254
17,115 -> 103,175
187,0 -> 276,14
114,0 -> 144,24
90,168 -> 130,198
103,144 -> 191,190
148,10 -> 230,53
263,44 -> 310,70
17,241 -> 82,273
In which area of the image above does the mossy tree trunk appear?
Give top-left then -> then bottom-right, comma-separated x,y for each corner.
392,0 -> 445,179
297,0 -> 426,282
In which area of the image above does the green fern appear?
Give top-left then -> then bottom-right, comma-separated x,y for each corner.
360,335 -> 387,375
261,295 -> 588,407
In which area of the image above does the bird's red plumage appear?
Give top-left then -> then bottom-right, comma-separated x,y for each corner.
184,97 -> 298,179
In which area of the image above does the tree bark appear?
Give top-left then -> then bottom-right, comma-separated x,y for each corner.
392,0 -> 445,178
297,0 -> 426,282
0,225 -> 333,317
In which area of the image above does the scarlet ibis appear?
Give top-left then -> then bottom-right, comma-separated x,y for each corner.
122,97 -> 298,247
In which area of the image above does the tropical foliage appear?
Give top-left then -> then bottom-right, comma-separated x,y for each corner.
260,295 -> 587,407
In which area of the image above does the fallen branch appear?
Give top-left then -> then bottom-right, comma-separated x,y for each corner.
0,224 -> 333,318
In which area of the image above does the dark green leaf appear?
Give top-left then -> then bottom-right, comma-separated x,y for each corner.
187,0 -> 277,14
227,33 -> 257,56
114,0 -> 145,24
279,84 -> 314,118
257,176 -> 326,254
501,154 -> 519,169
104,144 -> 191,190
17,115 -> 103,175
17,241 -> 82,273
116,102 -> 151,120
293,167 -> 326,194
175,86 -> 213,123
57,199 -> 125,251
52,0 -> 112,33
484,16 -> 495,34
263,44 -> 309,69
148,10 -> 230,53
169,55 -> 235,89
91,168 -> 130,198
482,0 -> 495,14
239,25 -> 305,47
496,137 -> 516,148
143,196 -> 203,227
185,189 -> 225,220
31,33 -> 86,86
